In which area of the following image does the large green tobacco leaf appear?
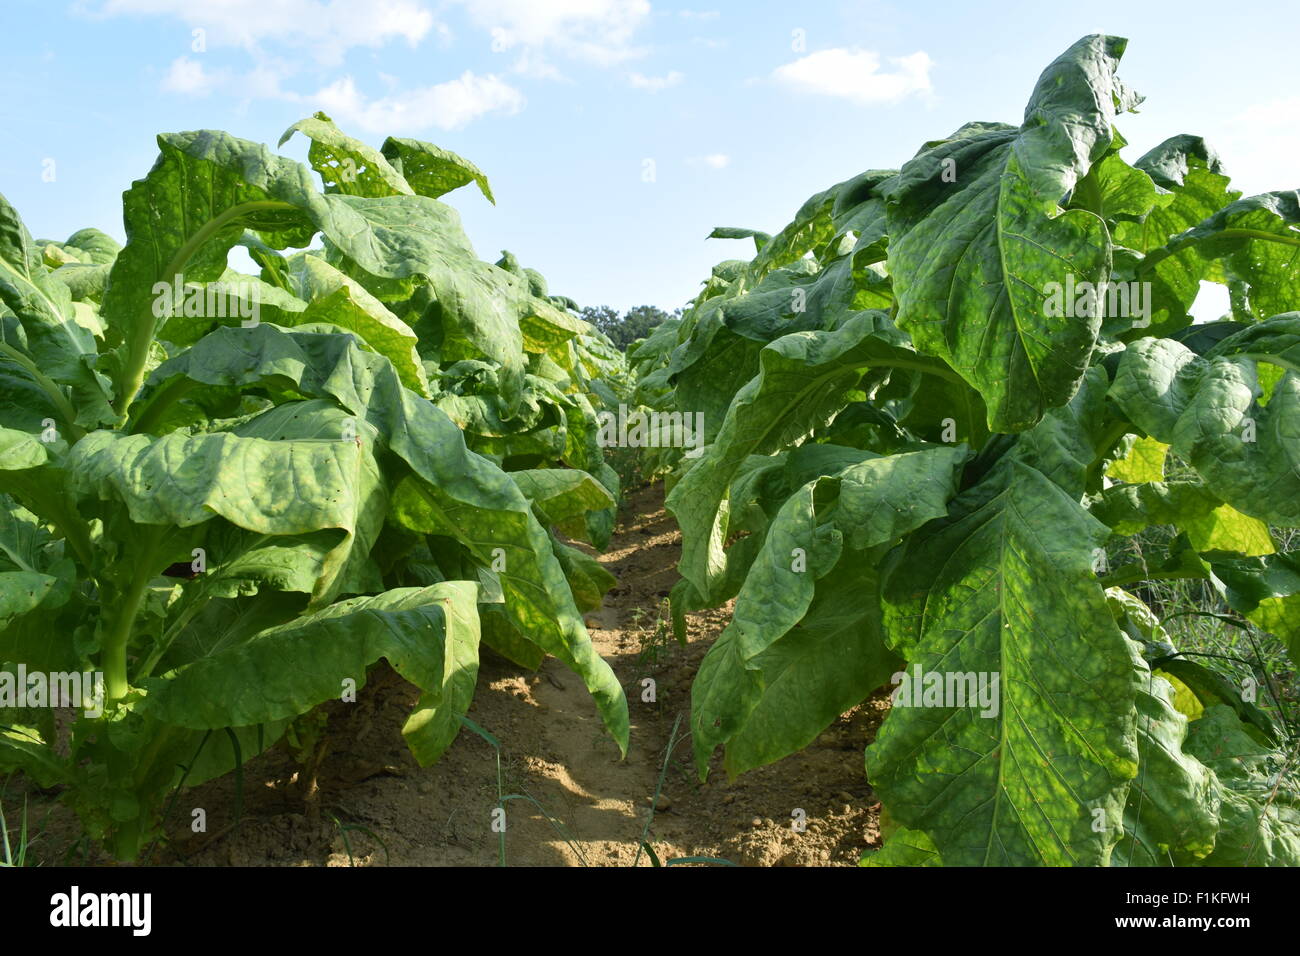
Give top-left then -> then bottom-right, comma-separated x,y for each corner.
1183,705 -> 1300,866
745,169 -> 894,282
139,324 -> 628,751
1158,658 -> 1278,746
832,447 -> 968,551
320,196 -> 530,411
67,429 -> 372,534
0,192 -> 114,428
140,583 -> 482,767
101,132 -> 322,409
59,228 -> 121,265
552,540 -> 617,614
667,310 -> 956,603
0,724 -> 73,790
1090,151 -> 1158,224
1206,551 -> 1300,659
1111,642 -> 1219,866
519,298 -> 590,359
1106,435 -> 1168,482
708,557 -> 901,778
868,461 -> 1142,866
287,254 -> 429,396
0,427 -> 49,473
176,526 -> 345,603
155,269 -> 309,348
1141,191 -> 1300,322
230,400 -> 388,596
1092,476 -> 1274,556
0,428 -> 95,580
862,827 -> 943,866
103,130 -> 526,415
1089,481 -> 1221,535
0,350 -> 63,433
478,603 -> 545,670
1208,311 -> 1300,365
510,468 -> 615,528
381,137 -> 495,204
884,35 -> 1133,431
1002,364 -> 1111,497
157,590 -> 304,675
667,264 -> 823,439
1110,332 -> 1300,526
0,495 -> 73,636
691,448 -> 962,775
398,581 -> 482,764
1117,137 -> 1237,335
0,569 -> 59,629
689,482 -> 844,774
68,420 -> 384,605
708,226 -> 770,254
279,112 -> 413,198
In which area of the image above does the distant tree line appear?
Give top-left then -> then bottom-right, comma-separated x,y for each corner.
580,304 -> 681,350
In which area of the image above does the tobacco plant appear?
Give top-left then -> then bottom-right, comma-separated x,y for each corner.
662,35 -> 1300,865
0,115 -> 628,859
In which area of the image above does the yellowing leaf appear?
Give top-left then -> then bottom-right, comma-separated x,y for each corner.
1108,435 -> 1168,483
1157,669 -> 1206,721
1183,504 -> 1274,555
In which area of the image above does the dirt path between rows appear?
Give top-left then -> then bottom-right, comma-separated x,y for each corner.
21,484 -> 888,867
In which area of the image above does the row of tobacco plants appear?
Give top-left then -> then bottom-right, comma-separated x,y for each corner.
632,35 -> 1300,865
0,114 -> 633,860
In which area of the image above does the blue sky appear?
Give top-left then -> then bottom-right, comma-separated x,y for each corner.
0,0 -> 1296,314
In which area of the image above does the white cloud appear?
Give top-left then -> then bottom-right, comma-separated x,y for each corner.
133,3 -> 523,133
687,153 -> 729,169
312,72 -> 525,133
452,0 -> 650,66
85,0 -> 437,65
159,57 -> 523,133
628,70 -> 683,92
161,55 -> 213,94
159,55 -> 291,99
772,48 -> 932,104
99,0 -> 657,132
512,48 -> 567,81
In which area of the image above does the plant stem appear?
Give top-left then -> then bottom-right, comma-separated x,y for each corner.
129,376 -> 197,434
137,594 -> 209,679
112,199 -> 297,423
1085,418 -> 1134,488
1207,228 -> 1300,249
1098,563 -> 1206,589
102,525 -> 165,703
1140,228 -> 1300,273
0,341 -> 85,443
103,571 -> 151,703
867,356 -> 967,387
